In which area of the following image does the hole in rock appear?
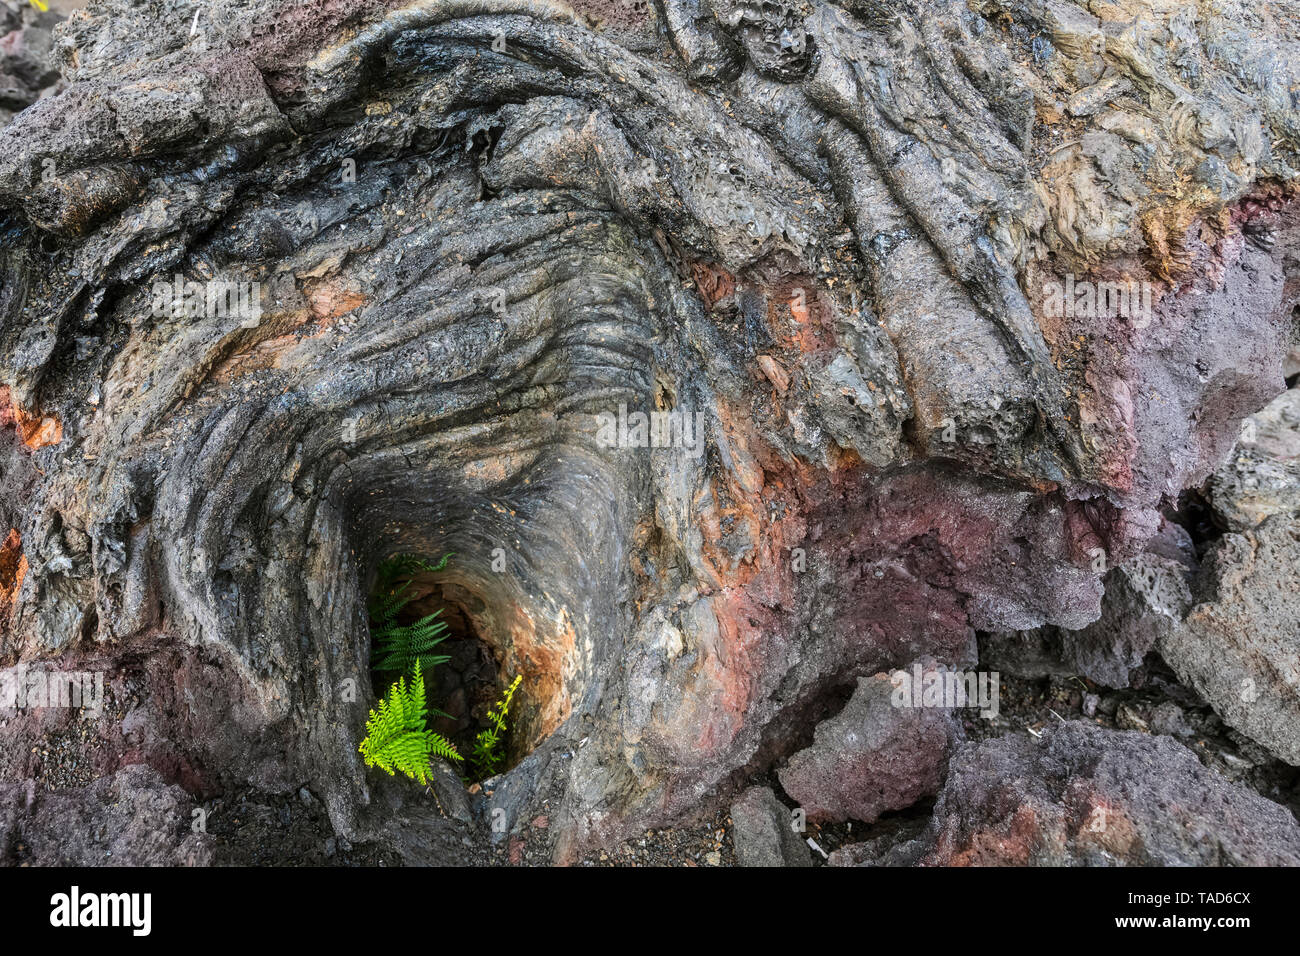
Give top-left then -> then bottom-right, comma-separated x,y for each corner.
352,449 -> 622,789
363,553 -> 543,783
403,581 -> 512,771
1169,485 -> 1225,559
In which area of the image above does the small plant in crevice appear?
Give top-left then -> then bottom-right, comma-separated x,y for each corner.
359,554 -> 526,787
373,552 -> 452,594
371,594 -> 452,678
359,669 -> 462,785
359,552 -> 462,785
369,553 -> 454,680
469,674 -> 522,781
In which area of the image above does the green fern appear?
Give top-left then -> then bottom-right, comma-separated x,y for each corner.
372,600 -> 452,676
470,674 -> 522,780
368,554 -> 454,678
373,552 -> 452,595
359,669 -> 462,785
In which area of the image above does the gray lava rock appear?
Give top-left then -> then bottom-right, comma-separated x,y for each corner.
0,764 -> 211,866
984,518 -> 1197,688
1210,388 -> 1300,532
1060,549 -> 1195,687
1160,513 -> 1300,766
0,0 -> 64,123
428,759 -> 474,826
729,786 -> 811,867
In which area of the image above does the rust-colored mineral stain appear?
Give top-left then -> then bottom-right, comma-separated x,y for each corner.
0,528 -> 27,615
789,292 -> 809,324
938,804 -> 1044,866
306,275 -> 368,320
505,609 -> 578,745
690,261 -> 736,308
20,414 -> 62,450
766,276 -> 836,355
756,354 -> 790,394
694,597 -> 763,754
0,386 -> 63,449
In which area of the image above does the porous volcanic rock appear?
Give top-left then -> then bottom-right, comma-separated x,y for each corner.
778,667 -> 961,825
0,0 -> 65,125
729,785 -> 811,867
1209,387 -> 1300,532
982,516 -> 1197,688
1159,513 -> 1300,767
0,763 -> 212,866
835,721 -> 1300,867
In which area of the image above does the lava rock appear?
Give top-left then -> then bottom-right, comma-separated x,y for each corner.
914,722 -> 1300,866
0,764 -> 211,866
0,1 -> 63,123
985,518 -> 1198,689
777,667 -> 961,825
1160,513 -> 1300,766
729,785 -> 811,867
429,758 -> 474,826
1209,387 -> 1300,532
0,0 -> 1296,865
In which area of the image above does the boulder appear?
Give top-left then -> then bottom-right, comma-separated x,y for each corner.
778,668 -> 961,825
729,786 -> 811,867
1210,388 -> 1300,532
917,722 -> 1300,866
1160,513 -> 1300,766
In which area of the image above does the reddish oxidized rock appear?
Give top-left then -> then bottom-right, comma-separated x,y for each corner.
915,723 -> 1300,867
778,667 -> 961,825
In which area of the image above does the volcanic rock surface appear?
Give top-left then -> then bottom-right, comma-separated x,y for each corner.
0,0 -> 1297,865
778,666 -> 961,824
831,721 -> 1300,866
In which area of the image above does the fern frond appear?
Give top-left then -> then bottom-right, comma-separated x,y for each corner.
373,552 -> 454,594
372,609 -> 451,676
367,580 -> 412,628
359,670 -> 462,785
427,733 -> 462,762
367,554 -> 457,679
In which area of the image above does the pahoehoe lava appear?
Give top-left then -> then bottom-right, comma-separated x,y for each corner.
0,0 -> 1298,866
